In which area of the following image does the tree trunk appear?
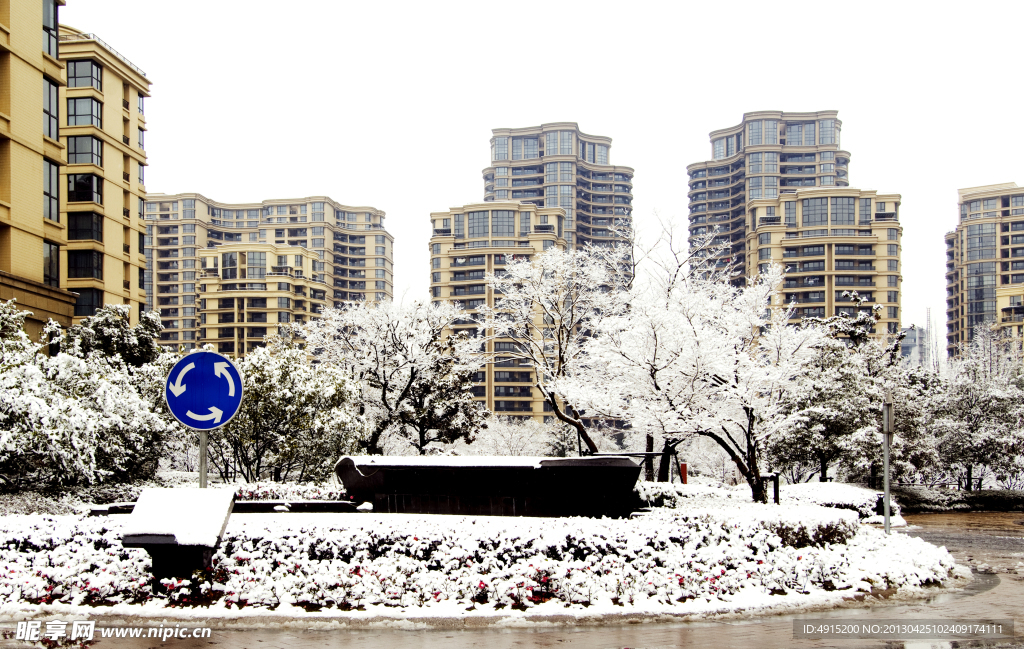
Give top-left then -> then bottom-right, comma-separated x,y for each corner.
966,465 -> 973,492
819,455 -> 828,482
657,440 -> 677,482
418,427 -> 427,455
746,471 -> 768,504
869,463 -> 877,489
644,434 -> 655,481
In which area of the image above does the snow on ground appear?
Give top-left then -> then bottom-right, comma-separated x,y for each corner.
0,501 -> 962,623
639,480 -> 906,526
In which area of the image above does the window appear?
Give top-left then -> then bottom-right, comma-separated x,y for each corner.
888,291 -> 899,303
830,197 -> 855,225
43,0 -> 58,57
68,250 -> 103,279
43,241 -> 59,288
887,244 -> 898,256
876,202 -> 886,213
468,211 -> 488,238
784,201 -> 796,225
42,77 -> 60,140
802,198 -> 828,226
888,260 -> 898,271
819,119 -> 836,144
74,288 -> 103,317
803,122 -> 815,146
764,120 -> 778,144
765,152 -> 778,173
758,233 -> 771,245
747,120 -> 762,146
748,152 -> 762,174
67,135 -> 103,166
43,159 -> 59,221
138,127 -> 144,150
68,212 -> 103,240
67,174 -> 102,204
887,306 -> 898,319
596,145 -> 608,165
492,210 -> 514,236
67,97 -> 102,127
713,139 -> 724,160
758,248 -> 771,260
785,123 -> 801,145
887,276 -> 898,287
67,60 -> 102,90
493,137 -> 508,161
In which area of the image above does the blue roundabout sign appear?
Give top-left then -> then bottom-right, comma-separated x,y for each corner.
164,351 -> 244,430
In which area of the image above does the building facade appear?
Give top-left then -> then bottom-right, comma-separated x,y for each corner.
58,25 -> 150,324
197,243 -> 325,356
428,201 -> 567,420
481,123 -> 634,251
145,193 -> 393,352
0,0 -> 79,339
945,182 -> 1024,355
688,111 -> 851,281
745,187 -> 903,334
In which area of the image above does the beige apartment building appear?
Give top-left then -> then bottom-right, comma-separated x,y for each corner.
0,0 -> 79,338
429,201 -> 567,420
745,188 -> 903,334
146,193 -> 393,352
58,25 -> 150,324
197,243 -> 325,356
945,182 -> 1024,355
481,123 -> 634,251
688,111 -> 851,282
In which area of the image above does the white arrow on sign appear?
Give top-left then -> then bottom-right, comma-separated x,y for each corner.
213,362 -> 236,397
186,407 -> 223,424
168,362 -> 194,397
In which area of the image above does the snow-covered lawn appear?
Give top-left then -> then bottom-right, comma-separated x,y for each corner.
0,501 -> 963,623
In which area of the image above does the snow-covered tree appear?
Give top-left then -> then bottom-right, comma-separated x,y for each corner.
302,300 -> 485,455
451,415 -> 559,456
479,248 -> 627,454
558,261 -> 826,502
60,304 -> 162,367
206,334 -> 362,482
930,327 -> 1024,490
0,300 -> 171,490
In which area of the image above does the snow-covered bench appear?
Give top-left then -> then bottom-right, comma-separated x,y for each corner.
121,488 -> 235,586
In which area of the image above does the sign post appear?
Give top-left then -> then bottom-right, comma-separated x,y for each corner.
882,390 -> 894,534
164,351 -> 244,488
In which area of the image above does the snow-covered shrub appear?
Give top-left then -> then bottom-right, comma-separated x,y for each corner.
227,481 -> 345,501
0,510 -> 959,614
0,301 -> 174,491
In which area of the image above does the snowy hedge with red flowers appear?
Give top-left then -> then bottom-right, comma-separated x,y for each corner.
0,506 -> 961,618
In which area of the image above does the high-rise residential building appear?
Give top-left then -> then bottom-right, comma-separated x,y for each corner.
688,111 -> 850,281
428,201 -> 568,420
945,182 -> 1024,355
0,0 -> 79,339
197,243 -> 325,356
481,123 -> 634,251
745,188 -> 903,334
58,26 -> 150,324
145,193 -> 393,353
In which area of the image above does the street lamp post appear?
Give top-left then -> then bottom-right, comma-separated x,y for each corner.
882,390 -> 894,534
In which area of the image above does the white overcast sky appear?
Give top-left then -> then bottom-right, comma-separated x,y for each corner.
64,1 -> 1024,335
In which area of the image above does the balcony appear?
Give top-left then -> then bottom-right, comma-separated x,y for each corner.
759,216 -> 781,227
874,213 -> 898,222
1002,314 -> 1024,323
433,228 -> 452,236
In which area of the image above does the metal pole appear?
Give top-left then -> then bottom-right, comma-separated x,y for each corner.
883,391 -> 892,534
200,429 -> 208,489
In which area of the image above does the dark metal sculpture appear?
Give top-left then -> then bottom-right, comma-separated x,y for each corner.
336,456 -> 642,518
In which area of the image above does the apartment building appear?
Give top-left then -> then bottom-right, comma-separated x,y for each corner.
145,193 -> 393,352
688,111 -> 850,281
481,123 -> 634,251
58,25 -> 150,324
197,243 -> 325,356
744,188 -> 903,334
428,201 -> 567,420
0,0 -> 78,338
945,182 -> 1024,355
